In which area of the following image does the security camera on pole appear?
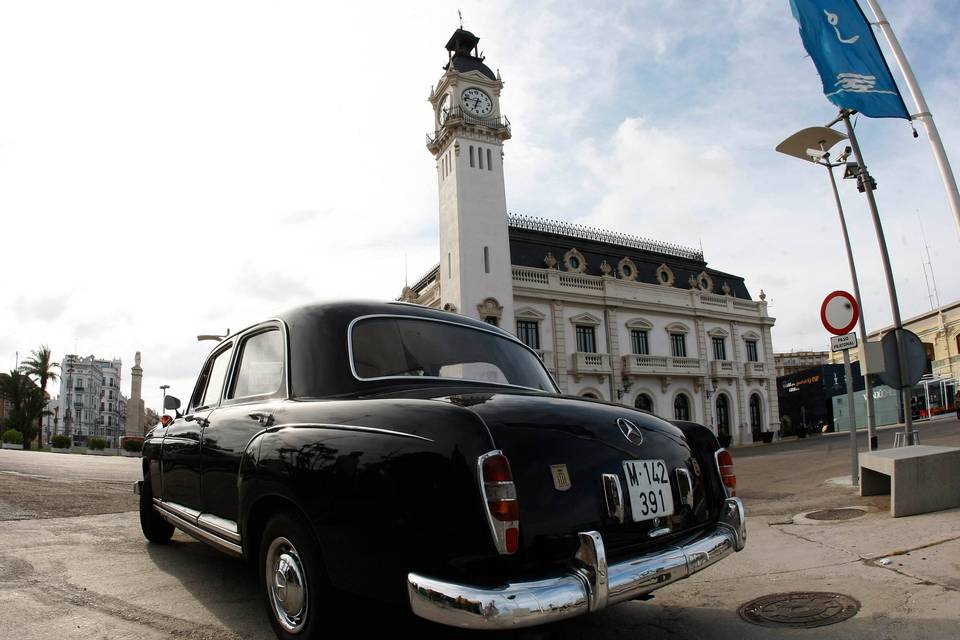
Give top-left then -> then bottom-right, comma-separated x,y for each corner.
822,290 -> 860,486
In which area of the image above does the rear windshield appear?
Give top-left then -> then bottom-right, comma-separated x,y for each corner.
350,316 -> 556,392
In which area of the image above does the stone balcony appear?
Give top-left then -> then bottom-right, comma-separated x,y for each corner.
709,360 -> 737,378
571,352 -> 613,380
622,354 -> 706,377
743,361 -> 767,379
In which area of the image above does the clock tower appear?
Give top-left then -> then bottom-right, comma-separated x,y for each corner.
427,28 -> 514,329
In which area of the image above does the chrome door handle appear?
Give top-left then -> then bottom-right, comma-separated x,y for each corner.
248,411 -> 275,427
184,414 -> 209,428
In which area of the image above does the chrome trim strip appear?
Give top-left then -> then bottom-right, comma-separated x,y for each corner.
198,513 -> 242,544
345,313 -> 559,393
153,499 -> 243,556
407,497 -> 745,630
277,423 -> 435,443
154,503 -> 242,558
601,473 -> 624,523
153,498 -> 201,524
159,436 -> 201,446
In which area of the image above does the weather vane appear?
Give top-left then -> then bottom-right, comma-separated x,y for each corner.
458,9 -> 463,29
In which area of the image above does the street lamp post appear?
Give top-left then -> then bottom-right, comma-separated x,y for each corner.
776,126 -> 877,450
159,384 -> 170,417
838,110 -> 914,441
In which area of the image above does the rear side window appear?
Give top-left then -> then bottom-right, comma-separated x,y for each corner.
230,329 -> 284,399
191,345 -> 234,410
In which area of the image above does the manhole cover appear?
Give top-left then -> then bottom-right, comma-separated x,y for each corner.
738,592 -> 860,628
806,508 -> 865,521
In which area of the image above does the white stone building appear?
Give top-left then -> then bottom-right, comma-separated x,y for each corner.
402,28 -> 779,445
58,354 -> 127,446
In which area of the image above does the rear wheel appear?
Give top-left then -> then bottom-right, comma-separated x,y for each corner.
259,512 -> 336,639
139,475 -> 174,543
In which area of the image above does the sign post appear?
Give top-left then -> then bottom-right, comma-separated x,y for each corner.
822,291 -> 861,486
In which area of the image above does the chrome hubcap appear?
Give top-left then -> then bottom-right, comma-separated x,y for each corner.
266,536 -> 308,633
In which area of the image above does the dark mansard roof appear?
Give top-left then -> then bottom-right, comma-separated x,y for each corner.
506,215 -> 752,299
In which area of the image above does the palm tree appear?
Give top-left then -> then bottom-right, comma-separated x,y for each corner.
20,346 -> 59,448
0,369 -> 46,447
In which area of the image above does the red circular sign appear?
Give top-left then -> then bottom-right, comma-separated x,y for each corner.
820,290 -> 859,336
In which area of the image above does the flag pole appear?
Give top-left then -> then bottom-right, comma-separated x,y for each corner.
861,0 -> 960,240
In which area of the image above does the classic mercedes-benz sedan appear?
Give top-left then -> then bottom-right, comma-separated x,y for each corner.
136,301 -> 744,638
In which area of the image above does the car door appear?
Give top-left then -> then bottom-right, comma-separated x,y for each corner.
202,323 -> 287,523
161,341 -> 233,510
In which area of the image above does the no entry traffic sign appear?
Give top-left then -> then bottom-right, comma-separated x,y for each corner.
821,291 -> 859,336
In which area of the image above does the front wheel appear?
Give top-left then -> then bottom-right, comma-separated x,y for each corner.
139,475 -> 174,543
259,512 -> 337,639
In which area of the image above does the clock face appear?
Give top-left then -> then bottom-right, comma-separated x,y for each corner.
461,88 -> 493,116
438,94 -> 450,124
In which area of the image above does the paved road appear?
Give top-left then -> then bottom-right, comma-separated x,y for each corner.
0,448 -> 140,483
735,417 -> 960,517
0,449 -> 139,520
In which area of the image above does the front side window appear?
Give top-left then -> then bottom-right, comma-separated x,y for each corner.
630,329 -> 649,355
576,325 -> 597,353
192,345 -> 234,410
712,337 -> 727,360
670,333 -> 686,358
350,316 -> 555,392
746,340 -> 759,362
230,329 -> 284,399
517,320 -> 540,350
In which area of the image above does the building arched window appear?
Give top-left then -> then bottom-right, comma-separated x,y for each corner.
635,393 -> 653,413
486,148 -> 492,171
478,146 -> 484,169
469,145 -> 475,168
674,394 -> 690,421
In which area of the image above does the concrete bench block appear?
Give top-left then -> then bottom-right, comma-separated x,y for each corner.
860,445 -> 960,517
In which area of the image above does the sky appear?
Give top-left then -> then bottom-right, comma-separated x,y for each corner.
2,1 -> 958,412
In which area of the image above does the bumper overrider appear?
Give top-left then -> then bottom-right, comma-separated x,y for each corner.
407,497 -> 746,629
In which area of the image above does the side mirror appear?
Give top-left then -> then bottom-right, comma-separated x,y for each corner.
164,395 -> 181,411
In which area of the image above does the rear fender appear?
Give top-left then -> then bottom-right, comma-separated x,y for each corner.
239,421 -> 495,603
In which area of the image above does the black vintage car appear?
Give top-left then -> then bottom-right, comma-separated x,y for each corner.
136,301 -> 744,637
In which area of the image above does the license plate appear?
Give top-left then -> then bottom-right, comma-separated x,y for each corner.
622,459 -> 675,522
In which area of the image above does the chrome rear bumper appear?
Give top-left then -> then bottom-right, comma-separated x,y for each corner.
408,497 -> 745,629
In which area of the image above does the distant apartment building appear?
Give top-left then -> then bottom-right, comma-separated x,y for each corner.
774,350 -> 830,378
58,354 -> 127,446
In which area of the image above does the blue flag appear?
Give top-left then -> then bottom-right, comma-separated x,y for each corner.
790,0 -> 909,119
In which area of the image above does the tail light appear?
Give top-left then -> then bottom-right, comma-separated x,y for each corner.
715,449 -> 736,497
479,451 -> 520,555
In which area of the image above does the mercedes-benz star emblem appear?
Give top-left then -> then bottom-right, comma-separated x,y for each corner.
617,418 -> 644,445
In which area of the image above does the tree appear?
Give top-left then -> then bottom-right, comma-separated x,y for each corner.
0,370 -> 49,449
19,345 -> 59,448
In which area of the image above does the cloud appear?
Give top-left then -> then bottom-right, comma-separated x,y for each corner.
13,294 -> 70,323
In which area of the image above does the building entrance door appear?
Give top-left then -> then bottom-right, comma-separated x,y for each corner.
750,394 -> 762,442
716,394 -> 731,440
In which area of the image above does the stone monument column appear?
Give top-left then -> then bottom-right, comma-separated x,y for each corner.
127,352 -> 146,437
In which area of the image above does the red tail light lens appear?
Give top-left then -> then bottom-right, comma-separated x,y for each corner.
716,449 -> 736,497
482,454 -> 513,484
479,451 -> 520,555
